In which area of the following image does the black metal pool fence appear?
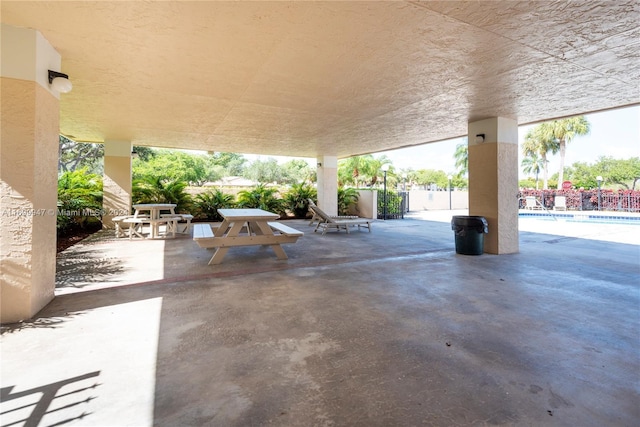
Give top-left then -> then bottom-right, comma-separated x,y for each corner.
375,189 -> 640,219
518,189 -> 640,212
377,190 -> 409,219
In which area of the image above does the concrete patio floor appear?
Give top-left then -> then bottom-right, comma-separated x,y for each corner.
1,211 -> 639,426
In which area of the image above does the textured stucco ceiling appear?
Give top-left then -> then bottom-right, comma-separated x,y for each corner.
2,1 -> 639,158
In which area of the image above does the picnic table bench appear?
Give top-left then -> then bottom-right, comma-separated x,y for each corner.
123,216 -> 182,239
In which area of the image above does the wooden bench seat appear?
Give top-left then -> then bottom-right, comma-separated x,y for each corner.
192,223 -> 303,249
193,223 -> 214,239
123,216 -> 181,239
192,222 -> 303,264
112,215 -> 134,237
267,221 -> 304,237
161,213 -> 193,233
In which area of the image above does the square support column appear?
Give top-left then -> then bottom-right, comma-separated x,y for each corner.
316,155 -> 338,216
1,24 -> 63,323
103,140 -> 132,228
468,117 -> 519,254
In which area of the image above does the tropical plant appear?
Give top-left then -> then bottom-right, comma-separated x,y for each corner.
337,186 -> 359,215
236,184 -> 285,214
372,156 -> 394,188
522,126 -> 559,189
454,140 -> 468,177
283,183 -> 317,218
521,152 -> 545,190
194,189 -> 235,221
338,155 -> 392,187
540,116 -> 591,189
132,176 -> 192,213
339,155 -> 370,187
57,168 -> 103,234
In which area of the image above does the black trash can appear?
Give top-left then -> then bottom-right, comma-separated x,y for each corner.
451,216 -> 488,255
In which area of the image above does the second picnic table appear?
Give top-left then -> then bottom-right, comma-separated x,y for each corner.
129,203 -> 180,239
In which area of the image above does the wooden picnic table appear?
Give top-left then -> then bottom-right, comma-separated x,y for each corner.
193,208 -> 303,265
126,203 -> 180,239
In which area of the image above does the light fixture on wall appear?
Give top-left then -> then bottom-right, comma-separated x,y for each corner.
48,70 -> 73,93
475,133 -> 485,144
317,162 -> 322,167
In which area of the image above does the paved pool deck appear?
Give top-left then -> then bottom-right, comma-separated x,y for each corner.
1,211 -> 638,426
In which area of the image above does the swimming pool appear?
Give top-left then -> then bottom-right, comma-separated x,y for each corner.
519,212 -> 640,225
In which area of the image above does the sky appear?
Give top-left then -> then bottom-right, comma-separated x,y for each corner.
378,105 -> 639,177
243,105 -> 640,178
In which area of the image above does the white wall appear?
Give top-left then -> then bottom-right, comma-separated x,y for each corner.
406,190 -> 469,211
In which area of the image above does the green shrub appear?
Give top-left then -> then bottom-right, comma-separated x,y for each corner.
237,184 -> 285,215
132,176 -> 192,213
194,189 -> 235,221
284,183 -> 317,218
57,169 -> 103,235
338,186 -> 359,215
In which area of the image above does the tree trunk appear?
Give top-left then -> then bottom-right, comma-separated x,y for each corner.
542,154 -> 549,189
557,139 -> 566,189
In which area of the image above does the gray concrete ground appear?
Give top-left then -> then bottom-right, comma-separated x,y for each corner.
1,212 -> 639,426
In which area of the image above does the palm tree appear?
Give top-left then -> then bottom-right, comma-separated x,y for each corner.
521,153 -> 545,189
541,116 -> 591,189
454,140 -> 468,177
370,155 -> 393,187
338,155 -> 391,187
338,156 -> 368,187
522,126 -> 559,189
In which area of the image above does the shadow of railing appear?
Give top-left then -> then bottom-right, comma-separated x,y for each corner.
0,371 -> 101,427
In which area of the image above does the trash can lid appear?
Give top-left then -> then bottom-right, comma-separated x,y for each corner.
451,216 -> 488,226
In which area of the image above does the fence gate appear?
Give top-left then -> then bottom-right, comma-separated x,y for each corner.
377,190 -> 409,219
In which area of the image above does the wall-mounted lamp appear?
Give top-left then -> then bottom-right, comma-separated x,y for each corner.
48,70 -> 73,93
317,162 -> 322,167
475,133 -> 485,144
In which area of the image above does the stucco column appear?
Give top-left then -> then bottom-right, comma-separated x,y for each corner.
468,117 -> 519,254
316,155 -> 338,216
1,24 -> 63,323
103,140 -> 132,228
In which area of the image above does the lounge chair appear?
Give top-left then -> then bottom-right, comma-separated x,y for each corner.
554,196 -> 567,211
525,196 -> 541,210
307,199 -> 359,226
308,203 -> 373,235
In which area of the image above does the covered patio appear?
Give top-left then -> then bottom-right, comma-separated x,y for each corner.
2,214 -> 638,426
1,2 -> 639,424
2,0 -> 639,322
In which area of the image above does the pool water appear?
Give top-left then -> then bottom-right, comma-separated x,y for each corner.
519,212 -> 640,225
